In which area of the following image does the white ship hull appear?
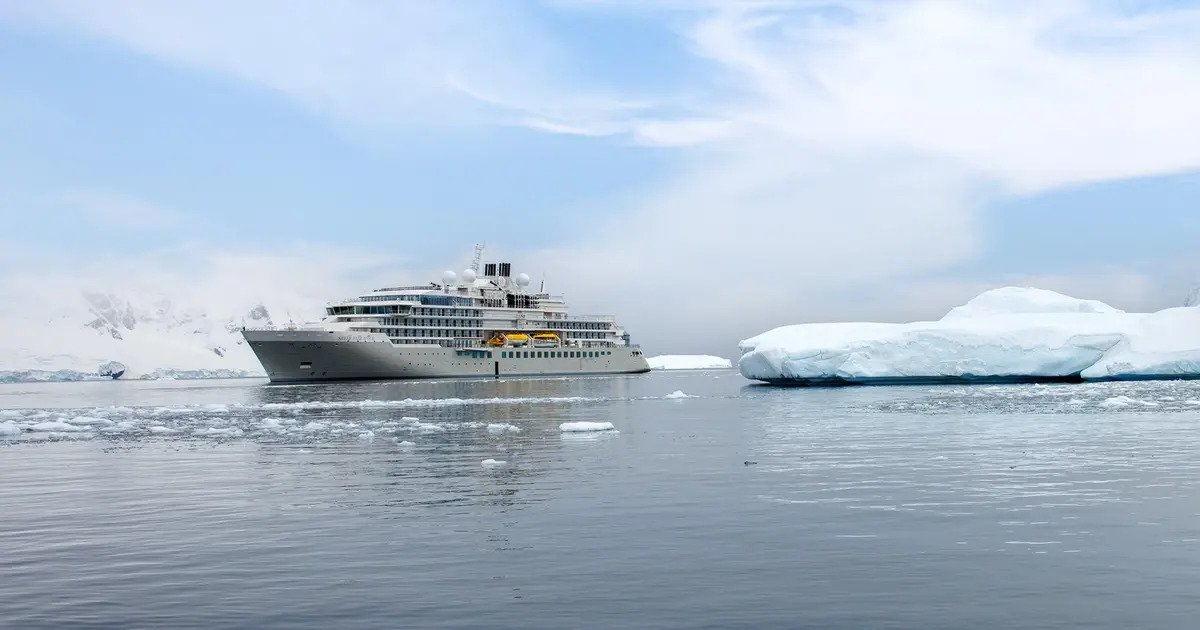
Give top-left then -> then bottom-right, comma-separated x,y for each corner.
243,329 -> 651,383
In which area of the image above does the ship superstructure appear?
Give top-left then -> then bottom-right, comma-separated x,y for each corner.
241,247 -> 650,382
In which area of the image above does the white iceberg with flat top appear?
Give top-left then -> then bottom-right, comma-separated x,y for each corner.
646,354 -> 733,370
738,287 -> 1200,385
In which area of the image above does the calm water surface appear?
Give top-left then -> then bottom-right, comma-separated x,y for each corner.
3,372 -> 1200,629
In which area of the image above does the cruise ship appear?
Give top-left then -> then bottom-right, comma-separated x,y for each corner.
241,247 -> 651,382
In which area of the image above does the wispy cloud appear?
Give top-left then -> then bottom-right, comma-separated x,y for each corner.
4,0 -> 1200,354
513,0 -> 1200,348
48,189 -> 187,232
0,0 -> 663,134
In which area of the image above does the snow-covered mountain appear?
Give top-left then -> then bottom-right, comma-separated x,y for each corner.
0,289 -> 321,381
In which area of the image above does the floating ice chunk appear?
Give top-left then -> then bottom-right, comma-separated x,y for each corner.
149,426 -> 176,434
560,421 -> 617,432
647,355 -> 732,370
358,430 -> 375,440
664,390 -> 694,399
739,286 -> 1200,385
481,459 -> 507,467
394,439 -> 415,446
259,418 -> 284,429
28,421 -> 87,432
0,421 -> 20,437
414,422 -> 446,432
487,423 -> 521,433
69,415 -> 111,426
302,422 -> 328,432
1099,396 -> 1158,408
192,427 -> 244,437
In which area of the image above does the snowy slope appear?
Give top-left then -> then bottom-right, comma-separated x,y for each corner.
0,290 -> 321,381
738,287 -> 1200,385
647,354 -> 733,370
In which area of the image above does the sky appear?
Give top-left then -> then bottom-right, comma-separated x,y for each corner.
3,0 -> 1200,357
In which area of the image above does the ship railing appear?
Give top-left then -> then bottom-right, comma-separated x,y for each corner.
569,315 -> 617,322
376,284 -> 441,291
242,324 -> 327,332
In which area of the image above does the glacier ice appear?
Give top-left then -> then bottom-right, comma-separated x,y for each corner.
738,287 -> 1200,385
559,421 -> 617,432
0,286 -> 318,382
646,354 -> 733,370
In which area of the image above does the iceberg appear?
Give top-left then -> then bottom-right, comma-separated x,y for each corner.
646,354 -> 733,370
738,287 -> 1200,386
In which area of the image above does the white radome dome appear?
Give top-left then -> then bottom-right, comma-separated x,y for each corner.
516,273 -> 531,287
462,269 -> 477,283
442,270 -> 457,285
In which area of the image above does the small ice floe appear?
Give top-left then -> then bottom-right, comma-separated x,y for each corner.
148,426 -> 176,434
103,421 -> 138,433
400,416 -> 420,423
357,430 -> 375,441
302,422 -> 328,432
487,423 -> 521,433
413,422 -> 447,432
664,390 -> 695,399
68,415 -> 111,426
394,439 -> 415,447
192,427 -> 244,438
0,421 -> 21,437
1099,396 -> 1158,408
481,458 -> 507,468
28,421 -> 88,433
560,421 -> 616,432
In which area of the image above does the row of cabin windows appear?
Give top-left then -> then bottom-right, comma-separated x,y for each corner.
361,295 -> 421,302
501,350 -> 611,359
366,323 -> 607,339
369,328 -> 478,339
383,337 -> 476,348
392,329 -> 482,339
536,321 -> 609,330
412,308 -> 481,317
379,318 -> 480,328
566,332 -> 606,340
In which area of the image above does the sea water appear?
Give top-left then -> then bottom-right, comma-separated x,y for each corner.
3,372 -> 1200,629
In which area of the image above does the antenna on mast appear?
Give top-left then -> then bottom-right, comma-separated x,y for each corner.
470,243 -> 485,273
